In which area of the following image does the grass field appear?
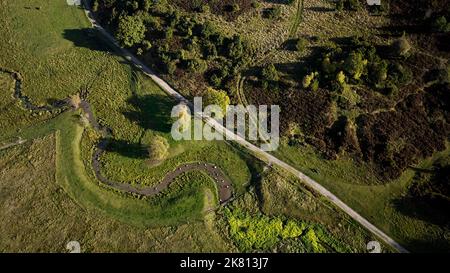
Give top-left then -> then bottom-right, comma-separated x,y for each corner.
1,0 -> 445,253
273,142 -> 450,252
0,134 -> 234,252
88,70 -> 252,193
0,0 -> 251,227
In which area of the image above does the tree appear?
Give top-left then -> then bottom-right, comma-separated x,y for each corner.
336,71 -> 346,86
296,38 -> 308,52
172,103 -> 191,133
142,40 -> 152,51
391,36 -> 411,57
147,135 -> 169,162
116,15 -> 146,47
310,79 -> 320,92
369,60 -> 388,85
344,51 -> 367,80
203,87 -> 230,116
227,35 -> 245,61
302,72 -> 318,89
262,64 -> 280,82
432,16 -> 450,32
264,7 -> 281,19
92,0 -> 99,12
186,58 -> 207,74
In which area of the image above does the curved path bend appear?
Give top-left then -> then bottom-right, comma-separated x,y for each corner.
2,69 -> 234,205
80,2 -> 408,252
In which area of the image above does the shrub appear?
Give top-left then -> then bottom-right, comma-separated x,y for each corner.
344,51 -> 367,80
203,87 -> 230,115
310,79 -> 320,91
202,41 -> 218,59
141,40 -> 152,51
261,64 -> 280,82
264,7 -> 281,19
369,60 -> 388,85
147,135 -> 169,162
391,36 -> 411,57
166,60 -> 178,75
321,56 -> 337,75
231,3 -> 240,13
116,15 -> 146,47
209,73 -> 223,88
226,35 -> 245,61
302,72 -> 318,88
296,38 -> 308,52
186,58 -> 207,74
432,16 -> 450,32
251,1 -> 260,9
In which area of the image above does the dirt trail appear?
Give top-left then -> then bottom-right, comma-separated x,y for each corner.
79,2 -> 409,253
3,69 -> 234,204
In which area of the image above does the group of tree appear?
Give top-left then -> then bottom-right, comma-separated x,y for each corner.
92,0 -> 252,98
297,35 -> 413,97
431,15 -> 450,32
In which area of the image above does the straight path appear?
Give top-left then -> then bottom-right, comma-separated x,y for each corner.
81,2 -> 408,253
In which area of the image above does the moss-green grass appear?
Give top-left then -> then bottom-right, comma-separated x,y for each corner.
273,142 -> 450,252
0,0 -> 250,226
56,114 -> 221,227
0,134 -> 234,252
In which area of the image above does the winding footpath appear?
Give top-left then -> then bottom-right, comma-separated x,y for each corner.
1,69 -> 234,204
80,3 -> 409,253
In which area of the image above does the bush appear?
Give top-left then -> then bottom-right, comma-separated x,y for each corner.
115,15 -> 146,47
344,51 -> 367,80
147,135 -> 169,162
251,1 -> 260,9
203,87 -> 230,116
369,60 -> 388,85
186,58 -> 207,74
310,79 -> 320,92
432,16 -> 450,32
391,36 -> 411,57
141,40 -> 152,51
264,7 -> 281,19
302,72 -> 318,89
226,35 -> 245,62
202,41 -> 218,59
166,60 -> 178,75
261,64 -> 280,82
231,4 -> 240,13
296,38 -> 308,52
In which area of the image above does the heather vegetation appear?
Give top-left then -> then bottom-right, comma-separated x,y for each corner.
0,0 -> 449,253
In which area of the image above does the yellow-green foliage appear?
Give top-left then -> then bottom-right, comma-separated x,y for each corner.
302,72 -> 319,88
226,208 -> 286,251
225,208 -> 353,252
281,220 -> 307,239
336,71 -> 346,85
303,228 -> 325,253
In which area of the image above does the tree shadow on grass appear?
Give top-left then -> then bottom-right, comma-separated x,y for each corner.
102,138 -> 148,159
63,28 -> 112,53
122,94 -> 175,133
392,197 -> 450,228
